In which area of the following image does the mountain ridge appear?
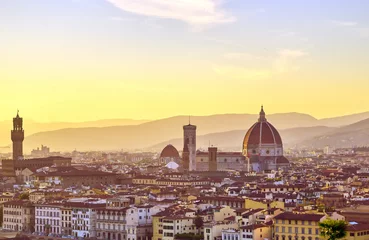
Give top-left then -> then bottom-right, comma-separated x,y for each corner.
1,111 -> 369,152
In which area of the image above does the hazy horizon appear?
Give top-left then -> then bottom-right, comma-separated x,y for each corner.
1,109 -> 369,123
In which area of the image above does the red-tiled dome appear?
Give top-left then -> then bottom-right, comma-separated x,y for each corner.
160,144 -> 180,158
243,121 -> 282,146
243,106 -> 282,149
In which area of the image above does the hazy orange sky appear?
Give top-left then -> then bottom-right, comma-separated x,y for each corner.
1,0 -> 369,122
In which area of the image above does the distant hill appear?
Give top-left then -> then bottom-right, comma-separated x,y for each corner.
150,126 -> 337,151
299,118 -> 369,149
23,113 -> 322,152
3,112 -> 369,152
319,111 -> 369,127
0,118 -> 150,147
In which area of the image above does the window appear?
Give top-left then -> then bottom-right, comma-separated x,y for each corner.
350,233 -> 355,237
301,228 -> 305,234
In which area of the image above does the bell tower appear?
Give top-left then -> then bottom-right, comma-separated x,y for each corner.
11,110 -> 24,161
183,117 -> 197,171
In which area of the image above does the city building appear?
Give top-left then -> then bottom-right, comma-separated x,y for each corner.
61,205 -> 73,236
96,197 -> 130,240
346,223 -> 369,240
32,169 -> 117,187
204,221 -> 239,240
162,215 -> 197,240
273,212 -> 344,240
2,200 -> 35,232
67,199 -> 106,238
242,106 -> 289,172
31,145 -> 56,158
239,223 -> 272,240
35,202 -> 62,235
317,193 -> 346,209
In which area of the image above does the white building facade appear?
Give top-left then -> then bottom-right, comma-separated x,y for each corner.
35,203 -> 62,234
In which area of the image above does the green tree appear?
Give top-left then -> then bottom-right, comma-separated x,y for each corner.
319,219 -> 347,240
194,216 -> 204,235
19,192 -> 29,200
44,224 -> 51,235
0,206 -> 3,227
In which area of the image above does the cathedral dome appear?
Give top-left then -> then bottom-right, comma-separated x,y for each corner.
160,144 -> 180,158
243,121 -> 282,146
242,106 -> 283,157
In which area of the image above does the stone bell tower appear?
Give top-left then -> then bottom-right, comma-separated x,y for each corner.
11,110 -> 24,161
183,117 -> 197,171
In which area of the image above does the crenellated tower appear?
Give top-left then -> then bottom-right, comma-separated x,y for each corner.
11,111 -> 24,161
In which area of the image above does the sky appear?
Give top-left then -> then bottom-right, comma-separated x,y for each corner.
1,0 -> 369,122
